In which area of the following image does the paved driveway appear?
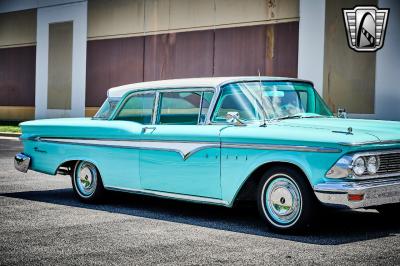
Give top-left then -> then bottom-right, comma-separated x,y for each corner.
1,137 -> 399,265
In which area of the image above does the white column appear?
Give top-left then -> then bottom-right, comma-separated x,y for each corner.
297,0 -> 326,95
35,1 -> 87,119
375,0 -> 400,121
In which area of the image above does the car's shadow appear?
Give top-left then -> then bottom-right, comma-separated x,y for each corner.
1,188 -> 399,245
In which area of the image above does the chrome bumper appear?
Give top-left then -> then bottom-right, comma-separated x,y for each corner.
314,178 -> 400,209
14,153 -> 31,173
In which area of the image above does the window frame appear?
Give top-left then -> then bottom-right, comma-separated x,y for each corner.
155,88 -> 215,125
111,87 -> 216,125
210,80 -> 331,124
112,91 -> 157,124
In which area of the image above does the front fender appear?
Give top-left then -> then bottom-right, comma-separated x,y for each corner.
220,148 -> 342,205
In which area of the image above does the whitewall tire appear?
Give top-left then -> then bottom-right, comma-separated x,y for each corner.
72,161 -> 105,202
257,167 -> 316,233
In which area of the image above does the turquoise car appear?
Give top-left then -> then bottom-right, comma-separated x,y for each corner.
14,77 -> 400,232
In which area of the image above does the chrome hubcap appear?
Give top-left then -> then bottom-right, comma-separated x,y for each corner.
75,162 -> 97,197
264,175 -> 302,226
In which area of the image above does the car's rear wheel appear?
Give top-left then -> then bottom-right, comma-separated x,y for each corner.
72,161 -> 105,202
257,167 -> 315,233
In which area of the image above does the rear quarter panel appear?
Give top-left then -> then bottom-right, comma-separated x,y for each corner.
20,118 -> 143,189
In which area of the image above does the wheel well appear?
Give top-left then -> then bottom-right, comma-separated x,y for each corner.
57,160 -> 78,176
233,162 -> 311,205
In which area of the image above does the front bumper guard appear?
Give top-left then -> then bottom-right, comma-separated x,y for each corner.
14,153 -> 31,173
314,178 -> 400,209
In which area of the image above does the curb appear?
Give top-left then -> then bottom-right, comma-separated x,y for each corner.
0,132 -> 21,138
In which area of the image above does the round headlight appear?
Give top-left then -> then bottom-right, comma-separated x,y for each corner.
367,156 -> 379,175
353,157 -> 366,176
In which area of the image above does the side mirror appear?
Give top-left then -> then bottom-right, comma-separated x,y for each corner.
337,108 -> 347,119
225,112 -> 245,125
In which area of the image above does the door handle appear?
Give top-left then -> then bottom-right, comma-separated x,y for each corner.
142,126 -> 156,133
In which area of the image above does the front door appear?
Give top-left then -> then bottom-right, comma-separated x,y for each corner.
139,90 -> 223,199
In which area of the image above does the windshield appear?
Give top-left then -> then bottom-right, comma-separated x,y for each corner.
93,98 -> 120,119
212,81 -> 332,123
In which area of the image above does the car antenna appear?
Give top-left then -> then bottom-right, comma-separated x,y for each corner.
258,70 -> 268,127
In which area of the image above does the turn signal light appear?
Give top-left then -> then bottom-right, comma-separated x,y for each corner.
348,194 -> 364,201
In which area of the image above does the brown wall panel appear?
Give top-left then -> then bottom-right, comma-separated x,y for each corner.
86,22 -> 299,107
86,37 -> 144,107
214,25 -> 266,76
144,30 -> 214,81
268,22 -> 299,78
0,46 -> 35,106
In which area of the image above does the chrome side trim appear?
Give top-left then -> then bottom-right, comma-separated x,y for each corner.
105,186 -> 229,206
222,143 -> 342,153
32,137 -> 341,157
314,178 -> 400,208
339,140 -> 400,146
38,137 -> 220,160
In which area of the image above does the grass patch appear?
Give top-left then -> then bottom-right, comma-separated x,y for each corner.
0,121 -> 21,133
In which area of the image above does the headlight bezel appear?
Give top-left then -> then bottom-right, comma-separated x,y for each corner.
326,151 -> 389,180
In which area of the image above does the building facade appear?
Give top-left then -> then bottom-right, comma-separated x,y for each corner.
0,0 -> 399,121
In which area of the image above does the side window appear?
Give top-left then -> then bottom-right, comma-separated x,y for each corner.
158,91 -> 202,125
114,93 -> 155,124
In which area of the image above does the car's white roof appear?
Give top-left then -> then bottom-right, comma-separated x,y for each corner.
107,76 -> 309,98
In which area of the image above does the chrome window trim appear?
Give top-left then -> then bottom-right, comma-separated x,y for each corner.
152,91 -> 160,125
326,149 -> 400,180
111,87 -> 218,125
156,89 -> 212,125
198,92 -> 205,125
210,79 -> 318,125
93,97 -> 121,120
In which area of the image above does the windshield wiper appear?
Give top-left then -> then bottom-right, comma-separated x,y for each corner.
275,114 -> 304,121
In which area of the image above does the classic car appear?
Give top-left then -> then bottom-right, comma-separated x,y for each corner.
14,77 -> 400,232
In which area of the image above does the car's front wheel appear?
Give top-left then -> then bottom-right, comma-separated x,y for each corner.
72,161 -> 105,202
257,167 -> 315,233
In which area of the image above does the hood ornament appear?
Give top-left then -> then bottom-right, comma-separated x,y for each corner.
347,127 -> 353,134
332,127 -> 353,135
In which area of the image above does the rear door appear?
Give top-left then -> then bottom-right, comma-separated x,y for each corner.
110,91 -> 156,189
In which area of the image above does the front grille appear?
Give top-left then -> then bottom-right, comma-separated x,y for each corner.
378,152 -> 400,175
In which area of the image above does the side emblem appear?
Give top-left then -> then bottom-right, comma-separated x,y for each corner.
343,6 -> 389,52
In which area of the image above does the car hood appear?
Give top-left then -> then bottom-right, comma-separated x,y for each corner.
278,118 -> 400,144
221,117 -> 400,152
